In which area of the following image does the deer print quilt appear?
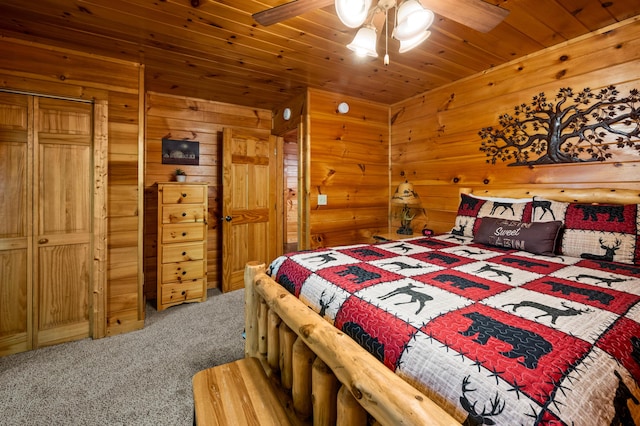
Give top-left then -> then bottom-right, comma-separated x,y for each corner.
268,234 -> 640,425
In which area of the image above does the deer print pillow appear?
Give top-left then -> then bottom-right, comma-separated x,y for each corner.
451,193 -> 533,238
532,196 -> 640,265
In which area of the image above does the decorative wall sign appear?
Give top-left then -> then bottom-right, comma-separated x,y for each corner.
479,86 -> 640,166
162,139 -> 199,165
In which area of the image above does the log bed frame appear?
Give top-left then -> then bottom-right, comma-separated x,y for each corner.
243,187 -> 640,425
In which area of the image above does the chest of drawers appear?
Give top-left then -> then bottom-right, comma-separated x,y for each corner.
156,182 -> 208,310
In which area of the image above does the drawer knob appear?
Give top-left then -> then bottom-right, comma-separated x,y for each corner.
182,193 -> 187,197
38,238 -> 49,244
182,271 -> 187,275
182,212 -> 187,217
182,251 -> 187,256
181,291 -> 186,296
182,232 -> 187,237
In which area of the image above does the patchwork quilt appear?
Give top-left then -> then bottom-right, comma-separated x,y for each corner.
268,234 -> 640,425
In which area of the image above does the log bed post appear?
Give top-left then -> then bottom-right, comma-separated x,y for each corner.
244,261 -> 264,359
244,261 -> 460,426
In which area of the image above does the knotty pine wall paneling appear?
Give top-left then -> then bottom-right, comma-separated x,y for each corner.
0,37 -> 144,339
391,18 -> 640,234
306,88 -> 390,248
144,92 -> 271,295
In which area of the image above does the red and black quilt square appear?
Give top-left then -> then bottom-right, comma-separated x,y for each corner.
274,257 -> 314,297
410,237 -> 460,250
416,269 -> 511,301
335,295 -> 417,371
411,250 -> 475,268
575,259 -> 640,278
337,245 -> 397,261
564,203 -> 637,233
424,303 -> 591,406
597,317 -> 640,383
491,254 -> 566,275
523,277 -> 639,315
317,263 -> 401,293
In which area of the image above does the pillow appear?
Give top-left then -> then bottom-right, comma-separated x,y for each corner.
451,193 -> 533,238
532,197 -> 640,265
474,217 -> 563,256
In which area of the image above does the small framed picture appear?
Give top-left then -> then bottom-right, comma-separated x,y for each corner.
162,139 -> 199,165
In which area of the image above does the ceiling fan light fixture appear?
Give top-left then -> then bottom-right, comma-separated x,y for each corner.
398,30 -> 431,53
335,0 -> 373,28
346,25 -> 379,58
392,1 -> 434,41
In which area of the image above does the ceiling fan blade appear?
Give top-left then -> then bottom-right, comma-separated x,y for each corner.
420,0 -> 509,33
253,0 -> 334,26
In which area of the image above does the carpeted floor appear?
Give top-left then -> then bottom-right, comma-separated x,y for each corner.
0,289 -> 245,426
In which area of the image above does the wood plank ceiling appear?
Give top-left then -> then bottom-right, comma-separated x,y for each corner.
0,0 -> 638,110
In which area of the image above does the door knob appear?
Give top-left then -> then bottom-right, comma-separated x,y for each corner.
224,216 -> 232,222
38,238 -> 49,244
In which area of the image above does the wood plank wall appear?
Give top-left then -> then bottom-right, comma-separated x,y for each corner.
391,17 -> 640,234
0,37 -> 144,337
307,88 -> 390,248
144,92 -> 271,294
283,132 -> 299,252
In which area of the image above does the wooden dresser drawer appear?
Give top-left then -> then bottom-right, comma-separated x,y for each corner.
161,223 -> 205,243
161,184 -> 206,204
161,260 -> 205,283
161,279 -> 205,305
162,242 -> 204,263
156,182 -> 207,311
162,205 -> 206,224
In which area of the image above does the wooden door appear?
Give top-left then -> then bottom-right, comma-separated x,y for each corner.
0,93 -> 32,356
33,97 -> 92,348
221,128 -> 277,292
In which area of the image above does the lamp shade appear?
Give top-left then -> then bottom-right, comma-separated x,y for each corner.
335,0 -> 373,28
398,30 -> 431,53
392,0 -> 434,41
391,181 -> 421,205
346,25 -> 378,57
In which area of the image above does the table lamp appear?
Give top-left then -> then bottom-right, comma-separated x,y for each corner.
391,180 -> 421,234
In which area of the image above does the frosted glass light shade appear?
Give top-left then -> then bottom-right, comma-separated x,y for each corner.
392,0 -> 434,41
398,30 -> 431,53
346,26 -> 378,57
335,0 -> 373,28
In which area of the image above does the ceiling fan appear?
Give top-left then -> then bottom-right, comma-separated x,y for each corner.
252,0 -> 509,34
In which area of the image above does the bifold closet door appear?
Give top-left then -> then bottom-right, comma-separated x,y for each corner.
0,93 -> 31,356
0,94 -> 93,356
33,97 -> 92,348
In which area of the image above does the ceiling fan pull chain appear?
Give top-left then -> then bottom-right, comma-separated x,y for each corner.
384,6 -> 390,65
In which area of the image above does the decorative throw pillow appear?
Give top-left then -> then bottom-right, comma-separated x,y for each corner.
451,193 -> 533,238
474,217 -> 563,255
532,197 -> 640,265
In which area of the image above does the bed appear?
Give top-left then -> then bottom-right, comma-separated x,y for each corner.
244,187 -> 640,425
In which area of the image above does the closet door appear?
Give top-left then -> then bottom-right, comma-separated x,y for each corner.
0,93 -> 32,356
33,97 -> 92,348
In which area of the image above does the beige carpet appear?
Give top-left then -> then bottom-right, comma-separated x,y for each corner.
0,289 -> 245,426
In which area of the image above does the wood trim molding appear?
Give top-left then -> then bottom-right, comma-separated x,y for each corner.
92,99 -> 109,339
460,187 -> 640,204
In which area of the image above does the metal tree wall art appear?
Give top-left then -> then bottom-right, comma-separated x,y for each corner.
479,86 -> 640,166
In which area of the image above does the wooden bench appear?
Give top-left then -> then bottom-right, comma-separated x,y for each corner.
192,357 -> 293,426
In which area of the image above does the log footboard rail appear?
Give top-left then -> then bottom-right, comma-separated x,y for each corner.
244,261 -> 460,426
